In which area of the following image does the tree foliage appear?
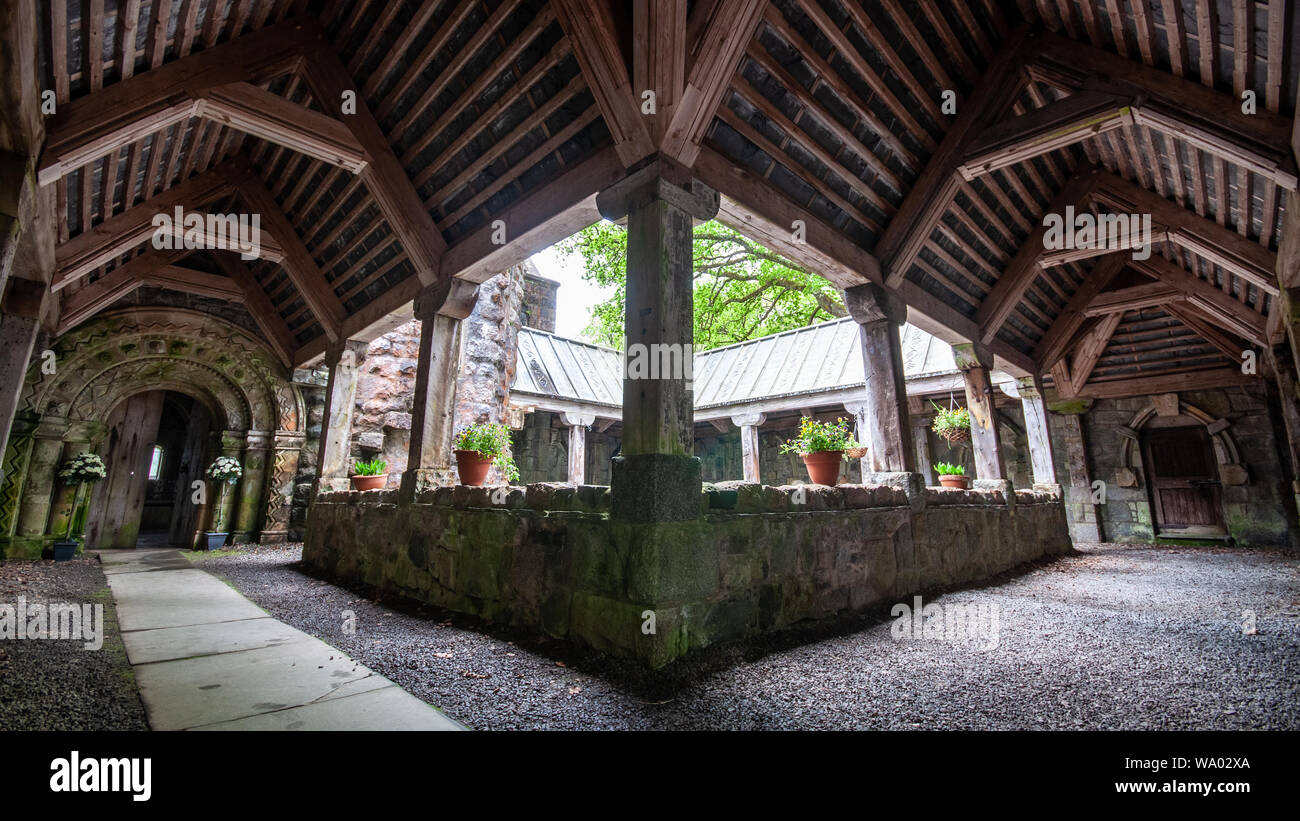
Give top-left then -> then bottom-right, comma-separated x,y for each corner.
555,220 -> 845,350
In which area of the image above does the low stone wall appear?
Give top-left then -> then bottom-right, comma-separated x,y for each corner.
303,481 -> 1071,667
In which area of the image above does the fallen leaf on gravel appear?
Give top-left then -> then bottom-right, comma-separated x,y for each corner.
555,661 -> 566,668
433,652 -> 452,658
568,686 -> 581,695
462,671 -> 490,679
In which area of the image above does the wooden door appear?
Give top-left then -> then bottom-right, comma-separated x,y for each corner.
85,391 -> 165,548
1142,426 -> 1225,537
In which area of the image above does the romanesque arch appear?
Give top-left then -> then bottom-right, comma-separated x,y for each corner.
0,308 -> 306,557
1115,398 -> 1245,487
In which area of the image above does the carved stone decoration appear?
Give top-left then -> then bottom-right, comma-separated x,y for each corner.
1152,393 -> 1180,417
1219,463 -> 1248,486
1115,467 -> 1139,488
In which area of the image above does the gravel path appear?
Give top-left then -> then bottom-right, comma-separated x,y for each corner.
200,542 -> 1300,730
0,555 -> 147,731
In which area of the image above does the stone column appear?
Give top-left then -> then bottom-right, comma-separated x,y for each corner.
205,429 -> 246,538
844,283 -> 915,478
731,412 -> 766,483
562,411 -> 594,484
953,342 -> 1006,481
400,280 -> 478,500
1016,375 -> 1059,488
1269,350 -> 1300,520
16,418 -> 67,545
0,283 -> 42,459
1055,406 -> 1103,542
313,339 -> 369,496
233,430 -> 271,543
261,430 -> 304,542
596,158 -> 718,522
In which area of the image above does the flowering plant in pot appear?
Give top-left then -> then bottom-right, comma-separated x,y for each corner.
931,401 -> 971,443
453,422 -> 520,486
351,458 -> 388,491
54,452 -> 107,561
204,456 -> 242,550
935,462 -> 969,489
779,416 -> 859,486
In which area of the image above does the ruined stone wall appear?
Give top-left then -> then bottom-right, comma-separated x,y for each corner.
521,273 -> 559,333
304,481 -> 1070,668
350,321 -> 419,481
1048,384 -> 1294,547
453,263 -> 527,434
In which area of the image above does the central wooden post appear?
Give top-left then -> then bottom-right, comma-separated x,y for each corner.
596,158 -> 717,521
844,283 -> 915,477
952,342 -> 1006,481
562,411 -> 595,485
400,279 -> 477,501
731,412 -> 766,483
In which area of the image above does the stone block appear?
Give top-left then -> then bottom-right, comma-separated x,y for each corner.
610,454 -> 703,522
356,432 -> 385,450
382,412 -> 412,431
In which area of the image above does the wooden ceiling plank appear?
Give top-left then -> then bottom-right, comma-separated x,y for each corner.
210,251 -> 297,366
1035,251 -> 1128,368
1158,0 -> 1188,76
1130,0 -> 1157,65
879,0 -> 958,92
1265,0 -> 1285,111
1132,254 -> 1268,342
1194,0 -> 1218,88
364,0 -> 470,103
839,1 -> 946,124
1070,312 -> 1123,393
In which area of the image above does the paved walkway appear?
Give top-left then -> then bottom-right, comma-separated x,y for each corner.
100,549 -> 462,731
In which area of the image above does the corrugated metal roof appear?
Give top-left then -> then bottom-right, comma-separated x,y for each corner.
512,319 -> 961,410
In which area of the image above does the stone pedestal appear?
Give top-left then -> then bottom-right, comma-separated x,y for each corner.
597,158 -> 717,521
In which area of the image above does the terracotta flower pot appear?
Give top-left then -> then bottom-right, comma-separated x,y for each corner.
350,474 -> 386,491
454,450 -> 493,486
939,474 -> 970,489
801,450 -> 844,485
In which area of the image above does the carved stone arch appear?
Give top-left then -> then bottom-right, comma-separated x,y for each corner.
1117,398 -> 1244,485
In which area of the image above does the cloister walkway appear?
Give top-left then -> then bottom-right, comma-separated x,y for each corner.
98,548 -> 462,731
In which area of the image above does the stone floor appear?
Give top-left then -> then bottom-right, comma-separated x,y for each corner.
202,541 -> 1300,730
100,549 -> 462,730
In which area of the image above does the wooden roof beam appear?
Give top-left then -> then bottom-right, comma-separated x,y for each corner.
1035,252 -> 1128,369
1024,30 -> 1297,190
1070,367 -> 1256,399
553,0 -> 655,167
1094,171 -> 1279,295
1130,254 -> 1268,345
875,25 -> 1031,288
1082,281 -> 1184,316
1067,312 -> 1122,395
57,249 -> 188,331
224,161 -> 345,343
300,39 -> 446,287
210,252 -> 297,367
38,18 -> 313,186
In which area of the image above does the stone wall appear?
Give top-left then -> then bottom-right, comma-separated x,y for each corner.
1048,384 -> 1295,547
303,481 -> 1071,668
521,273 -> 559,333
350,321 -> 419,480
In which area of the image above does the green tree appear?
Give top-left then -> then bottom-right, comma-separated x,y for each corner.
555,220 -> 845,350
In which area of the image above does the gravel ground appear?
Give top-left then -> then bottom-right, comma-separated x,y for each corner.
0,556 -> 147,731
199,542 -> 1300,730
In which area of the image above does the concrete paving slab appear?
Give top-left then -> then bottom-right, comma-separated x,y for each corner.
107,567 -> 267,631
121,616 -> 307,665
190,686 -> 464,731
133,637 -> 394,730
97,548 -> 194,575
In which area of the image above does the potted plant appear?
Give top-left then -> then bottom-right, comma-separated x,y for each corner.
780,416 -> 859,486
453,422 -> 520,486
54,452 -> 107,561
931,401 -> 971,444
935,462 -> 970,489
351,458 -> 388,491
203,456 -> 243,550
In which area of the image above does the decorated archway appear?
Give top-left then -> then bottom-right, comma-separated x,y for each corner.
0,308 -> 306,557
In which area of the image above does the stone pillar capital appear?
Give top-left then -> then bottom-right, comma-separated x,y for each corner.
561,411 -> 596,428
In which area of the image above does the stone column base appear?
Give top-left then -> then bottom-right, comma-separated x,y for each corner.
611,454 -> 702,522
862,471 -> 926,511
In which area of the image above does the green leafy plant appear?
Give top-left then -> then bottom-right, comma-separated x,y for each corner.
931,401 -> 971,442
779,417 -> 859,456
353,458 -> 387,476
454,421 -> 520,483
934,462 -> 966,476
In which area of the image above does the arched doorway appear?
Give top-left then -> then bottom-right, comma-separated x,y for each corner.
1142,425 -> 1226,538
0,308 -> 307,557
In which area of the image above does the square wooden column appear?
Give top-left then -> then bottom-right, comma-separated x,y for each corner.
400,280 -> 478,501
1016,375 -> 1059,487
952,342 -> 1006,481
1054,406 -> 1103,542
596,158 -> 717,522
562,411 -> 594,485
844,283 -> 915,477
730,412 -> 766,483
312,339 -> 369,496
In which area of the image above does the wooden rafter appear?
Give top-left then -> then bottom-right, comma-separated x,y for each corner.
1083,282 -> 1184,316
1067,312 -> 1123,395
209,252 -> 297,367
1035,251 -> 1127,368
1131,254 -> 1268,345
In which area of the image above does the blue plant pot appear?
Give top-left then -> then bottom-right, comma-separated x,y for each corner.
204,532 -> 229,551
53,540 -> 79,561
